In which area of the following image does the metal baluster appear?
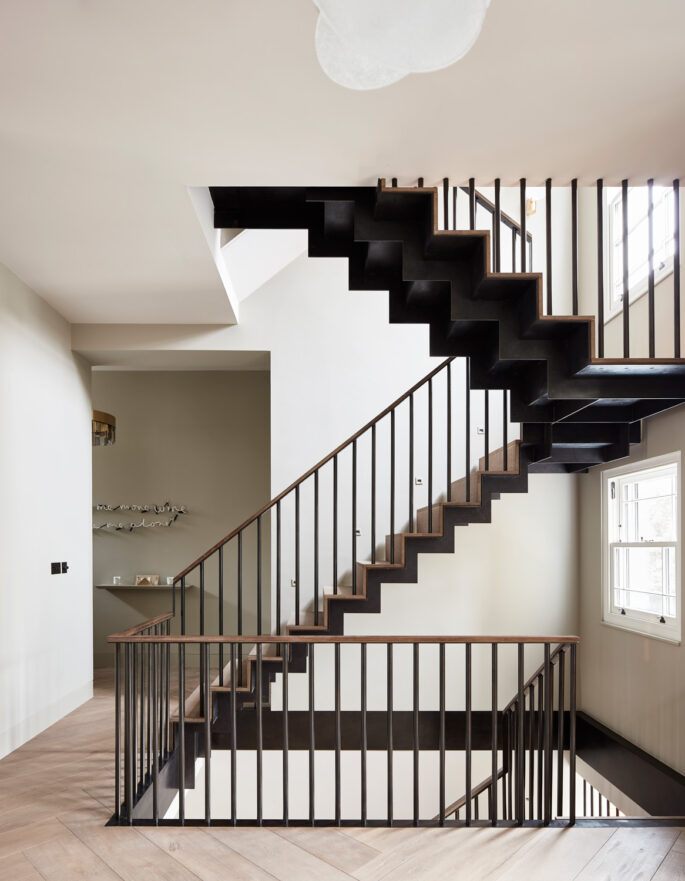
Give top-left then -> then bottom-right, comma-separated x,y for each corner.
409,395 -> 414,531
295,485 -> 301,621
494,178 -> 501,272
257,643 -> 263,826
520,179 -> 527,272
557,649 -> 565,817
446,363 -> 452,501
465,643 -> 472,826
443,177 -> 449,230
516,644 -> 524,824
181,576 -> 186,635
546,178 -> 553,314
333,454 -> 338,593
219,546 -> 224,684
439,643 -> 446,826
465,361 -> 471,502
125,644 -> 134,824
390,410 -> 395,561
469,179 -> 476,230
428,379 -> 433,531
674,180 -> 681,358
178,643 -> 186,824
371,424 -> 376,563
238,532 -> 243,685
507,710 -> 513,820
622,180 -> 630,357
584,780 -> 587,817
352,440 -> 357,593
277,501 -> 282,636
512,227 -> 517,272
147,642 -> 152,783
484,390 -> 489,471
204,643 -> 211,825
387,643 -> 394,826
452,182 -> 457,231
283,641 -> 289,825
413,643 -> 420,826
646,178 -> 655,357
115,643 -> 121,821
335,642 -> 341,825
391,177 -> 398,187
491,643 -> 498,825
314,473 -> 319,625
152,628 -> 159,826
230,643 -> 237,825
139,643 -> 144,793
569,643 -> 577,825
528,683 -> 535,820
502,391 -> 508,471
165,620 -> 171,758
537,672 -> 544,821
572,178 -> 579,315
361,643 -> 368,826
597,180 -> 605,358
309,643 -> 315,825
418,177 -> 424,187
257,515 -> 262,635
544,644 -> 552,824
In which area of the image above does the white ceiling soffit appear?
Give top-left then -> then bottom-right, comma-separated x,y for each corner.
188,187 -> 308,316
83,349 -> 270,372
0,0 -> 684,323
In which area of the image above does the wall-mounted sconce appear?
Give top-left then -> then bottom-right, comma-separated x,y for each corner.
92,410 -> 116,446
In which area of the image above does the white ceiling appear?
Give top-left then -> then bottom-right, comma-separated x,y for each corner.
0,0 -> 683,324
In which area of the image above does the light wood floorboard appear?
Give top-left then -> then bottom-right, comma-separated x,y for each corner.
1,669 -> 684,881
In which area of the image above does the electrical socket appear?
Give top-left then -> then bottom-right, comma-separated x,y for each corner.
415,477 -> 423,485
476,426 -> 485,435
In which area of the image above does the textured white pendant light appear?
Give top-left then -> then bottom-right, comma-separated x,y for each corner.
314,0 -> 491,90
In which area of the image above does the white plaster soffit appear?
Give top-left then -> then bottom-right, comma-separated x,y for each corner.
188,187 -> 308,323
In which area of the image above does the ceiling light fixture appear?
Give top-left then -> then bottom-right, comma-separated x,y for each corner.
314,0 -> 491,91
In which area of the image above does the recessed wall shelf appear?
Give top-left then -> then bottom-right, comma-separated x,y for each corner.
95,584 -> 196,592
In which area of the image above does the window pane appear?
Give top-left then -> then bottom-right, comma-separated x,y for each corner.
619,472 -> 676,542
613,545 -> 676,617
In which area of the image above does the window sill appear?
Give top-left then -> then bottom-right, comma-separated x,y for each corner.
601,616 -> 681,646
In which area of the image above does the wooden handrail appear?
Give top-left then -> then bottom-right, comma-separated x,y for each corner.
501,641 -> 567,715
114,611 -> 174,638
108,629 -> 579,645
436,767 -> 506,821
174,356 -> 455,580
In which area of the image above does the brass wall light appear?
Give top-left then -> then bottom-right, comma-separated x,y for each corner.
92,410 -> 116,446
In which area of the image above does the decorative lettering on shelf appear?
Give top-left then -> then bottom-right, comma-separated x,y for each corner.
93,502 -> 189,532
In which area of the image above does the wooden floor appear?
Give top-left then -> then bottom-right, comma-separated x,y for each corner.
1,670 -> 684,881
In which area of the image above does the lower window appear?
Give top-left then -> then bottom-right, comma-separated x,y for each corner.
602,452 -> 681,642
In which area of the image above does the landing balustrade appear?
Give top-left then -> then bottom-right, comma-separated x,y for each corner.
109,623 -> 578,827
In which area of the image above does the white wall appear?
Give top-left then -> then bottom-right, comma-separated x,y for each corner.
0,263 -> 93,758
579,403 -> 685,775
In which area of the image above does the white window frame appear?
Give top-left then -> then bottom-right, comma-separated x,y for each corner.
601,451 -> 681,643
604,185 -> 675,322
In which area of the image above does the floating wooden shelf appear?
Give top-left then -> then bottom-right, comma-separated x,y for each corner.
95,583 -> 196,591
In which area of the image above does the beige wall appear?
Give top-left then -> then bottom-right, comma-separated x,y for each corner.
579,403 -> 685,774
0,263 -> 93,758
92,370 -> 270,666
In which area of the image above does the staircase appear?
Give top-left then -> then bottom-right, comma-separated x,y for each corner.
108,179 -> 685,827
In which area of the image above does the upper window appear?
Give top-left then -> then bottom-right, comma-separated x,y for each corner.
607,185 -> 675,318
602,453 -> 681,642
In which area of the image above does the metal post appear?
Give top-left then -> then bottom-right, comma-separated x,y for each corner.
491,643 -> 498,825
597,180 -> 605,358
546,178 -> 553,314
622,180 -> 630,357
465,643 -> 472,826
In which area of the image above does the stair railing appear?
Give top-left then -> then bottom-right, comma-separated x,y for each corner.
171,356 -> 519,654
400,176 -> 682,360
108,628 -> 578,827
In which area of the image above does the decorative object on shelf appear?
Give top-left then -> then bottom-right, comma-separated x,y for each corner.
112,576 -> 122,585
93,502 -> 188,532
135,575 -> 159,587
313,0 -> 491,91
166,576 -> 174,585
92,410 -> 116,446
